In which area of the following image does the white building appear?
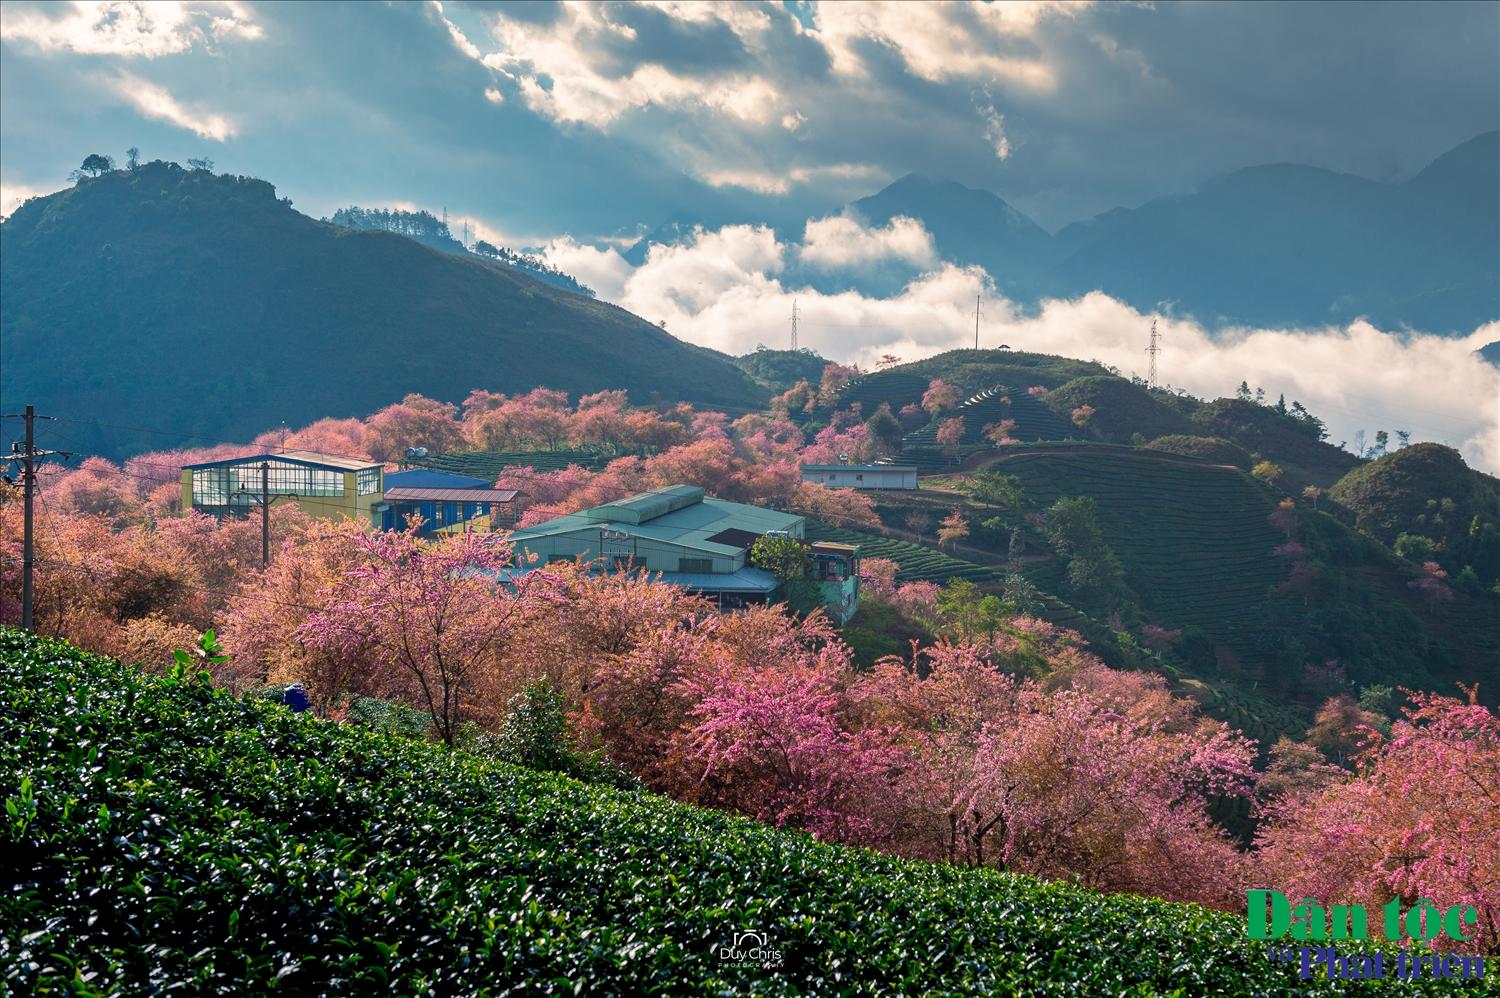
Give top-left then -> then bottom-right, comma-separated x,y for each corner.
800,464 -> 918,490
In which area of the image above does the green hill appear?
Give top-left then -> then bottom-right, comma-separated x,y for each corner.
414,447 -> 621,481
835,350 -> 1108,414
1046,376 -> 1198,443
1329,443 -> 1500,585
0,163 -> 764,459
947,446 -> 1499,705
732,348 -> 832,390
2,629 -> 1447,996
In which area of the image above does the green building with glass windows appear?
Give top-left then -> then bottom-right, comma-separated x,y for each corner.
180,450 -> 385,522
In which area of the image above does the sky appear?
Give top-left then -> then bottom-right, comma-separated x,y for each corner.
2,1 -> 1498,469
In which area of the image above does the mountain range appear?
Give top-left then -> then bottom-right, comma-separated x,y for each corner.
847,131 -> 1498,332
0,163 -> 765,459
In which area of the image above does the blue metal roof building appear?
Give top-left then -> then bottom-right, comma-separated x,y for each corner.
374,469 -> 520,535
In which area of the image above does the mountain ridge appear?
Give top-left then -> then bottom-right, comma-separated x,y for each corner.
0,162 -> 765,459
850,131 -> 1498,331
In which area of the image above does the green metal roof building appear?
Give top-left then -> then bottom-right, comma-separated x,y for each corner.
508,485 -> 863,621
507,485 -> 804,609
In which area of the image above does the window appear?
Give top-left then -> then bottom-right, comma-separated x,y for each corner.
357,467 -> 381,495
855,474 -> 864,481
827,473 -> 836,481
678,557 -> 713,573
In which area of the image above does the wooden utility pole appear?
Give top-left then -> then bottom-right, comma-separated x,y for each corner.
238,460 -> 296,567
261,461 -> 271,568
4,405 -> 71,629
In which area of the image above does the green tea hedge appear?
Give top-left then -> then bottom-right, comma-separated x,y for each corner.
0,630 -> 1470,995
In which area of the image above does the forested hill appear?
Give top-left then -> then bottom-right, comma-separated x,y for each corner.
0,163 -> 764,459
326,205 -> 596,297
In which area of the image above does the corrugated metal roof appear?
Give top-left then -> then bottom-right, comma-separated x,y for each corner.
383,487 -> 519,503
510,489 -> 803,557
655,566 -> 780,593
800,465 -> 918,472
386,469 -> 489,489
584,485 -> 705,524
182,450 -> 382,472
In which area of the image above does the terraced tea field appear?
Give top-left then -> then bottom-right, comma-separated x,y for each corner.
415,448 -> 619,481
903,387 -> 1077,449
831,371 -> 928,413
806,522 -> 1003,584
975,446 -> 1293,647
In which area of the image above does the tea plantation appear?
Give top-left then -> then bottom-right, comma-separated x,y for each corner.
413,448 -> 619,481
805,522 -> 1003,584
4,629 -> 1461,996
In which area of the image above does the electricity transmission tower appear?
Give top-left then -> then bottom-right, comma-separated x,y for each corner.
790,299 -> 799,351
1146,318 -> 1162,389
974,294 -> 982,349
4,405 -> 72,629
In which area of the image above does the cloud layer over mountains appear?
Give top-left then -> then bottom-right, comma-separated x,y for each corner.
543,217 -> 1500,474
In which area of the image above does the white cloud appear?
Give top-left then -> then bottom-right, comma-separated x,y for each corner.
539,237 -> 633,301
483,87 -> 504,104
800,214 -> 936,269
812,0 -> 1082,86
111,72 -> 235,140
567,220 -> 1500,473
1,1 -> 260,58
481,5 -> 785,129
0,180 -> 47,218
974,88 -> 1012,160
698,161 -> 886,195
429,0 -> 480,60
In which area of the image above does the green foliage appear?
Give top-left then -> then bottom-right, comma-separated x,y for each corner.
1144,434 -> 1253,470
749,536 -> 824,615
839,599 -> 933,669
864,403 -> 904,454
0,163 -> 764,460
1330,443 -> 1500,585
899,386 -> 1077,465
969,468 -> 1025,516
935,578 -> 1011,643
804,523 -> 1001,584
1251,460 -> 1284,486
1393,532 -> 1442,563
1043,496 -> 1126,604
2,629 -> 1439,995
732,348 -> 831,390
343,695 -> 433,738
492,680 -> 638,791
750,534 -> 813,581
1045,376 -> 1197,443
1191,398 -> 1356,489
1356,684 -> 1399,720
416,447 -> 620,480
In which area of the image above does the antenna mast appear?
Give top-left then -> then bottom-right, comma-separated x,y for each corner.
1146,318 -> 1162,389
974,294 -> 982,349
790,299 -> 799,351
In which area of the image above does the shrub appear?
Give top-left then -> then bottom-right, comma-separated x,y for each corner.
0,629 -> 1441,995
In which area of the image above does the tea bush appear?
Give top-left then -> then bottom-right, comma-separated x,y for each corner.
0,630 -> 1469,995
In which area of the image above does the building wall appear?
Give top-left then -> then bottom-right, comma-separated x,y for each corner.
801,468 -> 917,490
514,528 -> 744,574
182,465 -> 383,523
